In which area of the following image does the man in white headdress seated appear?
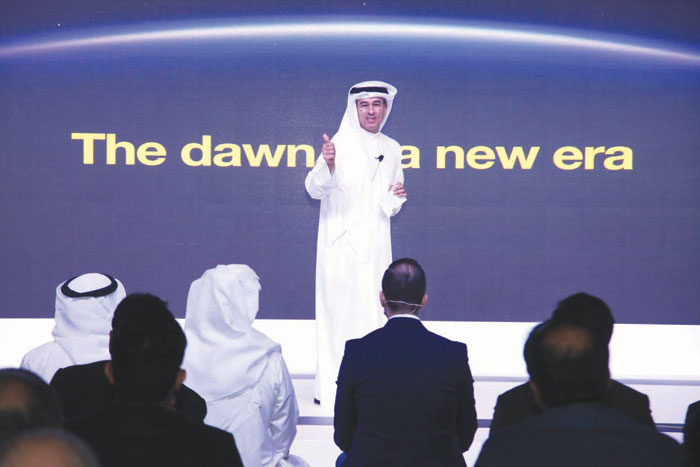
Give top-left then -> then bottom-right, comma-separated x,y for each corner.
21,273 -> 126,383
183,265 -> 308,467
305,81 -> 407,407
21,273 -> 206,421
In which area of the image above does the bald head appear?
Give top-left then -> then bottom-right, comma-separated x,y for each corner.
0,429 -> 100,467
541,324 -> 594,360
525,320 -> 609,407
381,258 -> 426,314
552,292 -> 614,343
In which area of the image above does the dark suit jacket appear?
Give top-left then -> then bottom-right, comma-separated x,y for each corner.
490,379 -> 654,432
50,360 -> 207,421
683,400 -> 700,466
68,403 -> 242,467
334,316 -> 478,467
476,403 -> 680,467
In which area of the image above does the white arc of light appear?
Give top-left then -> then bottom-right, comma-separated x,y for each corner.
1,21 -> 699,65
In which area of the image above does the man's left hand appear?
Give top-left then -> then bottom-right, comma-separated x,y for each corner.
390,182 -> 406,198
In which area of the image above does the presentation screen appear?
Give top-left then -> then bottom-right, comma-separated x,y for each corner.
2,1 -> 699,323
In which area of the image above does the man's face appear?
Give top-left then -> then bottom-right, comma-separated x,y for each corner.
355,97 -> 387,133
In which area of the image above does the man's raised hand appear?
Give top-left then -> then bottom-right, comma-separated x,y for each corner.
322,133 -> 335,173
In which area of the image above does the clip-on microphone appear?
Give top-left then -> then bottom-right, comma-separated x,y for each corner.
371,154 -> 384,180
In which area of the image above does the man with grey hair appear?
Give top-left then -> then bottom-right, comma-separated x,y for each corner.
476,319 -> 680,467
490,293 -> 654,432
306,81 -> 407,407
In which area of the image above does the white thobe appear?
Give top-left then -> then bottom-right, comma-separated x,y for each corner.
203,352 -> 307,467
184,264 -> 307,467
21,343 -> 104,383
21,274 -> 125,382
305,129 -> 405,407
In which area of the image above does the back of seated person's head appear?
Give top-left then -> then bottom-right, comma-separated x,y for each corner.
0,369 -> 63,442
0,429 -> 100,467
381,258 -> 426,314
525,319 -> 609,407
109,293 -> 186,404
551,292 -> 614,344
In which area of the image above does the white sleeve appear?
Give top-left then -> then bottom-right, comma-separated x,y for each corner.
268,353 -> 299,459
305,155 -> 337,200
378,146 -> 406,218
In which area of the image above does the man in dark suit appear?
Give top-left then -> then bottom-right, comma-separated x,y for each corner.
51,359 -> 206,421
475,319 -> 680,467
67,293 -> 243,467
683,400 -> 700,466
490,292 -> 654,432
334,258 -> 477,467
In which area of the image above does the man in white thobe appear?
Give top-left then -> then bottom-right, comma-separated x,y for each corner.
305,81 -> 407,407
183,265 -> 308,467
21,273 -> 126,382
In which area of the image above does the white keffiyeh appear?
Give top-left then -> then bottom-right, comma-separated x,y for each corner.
183,264 -> 280,401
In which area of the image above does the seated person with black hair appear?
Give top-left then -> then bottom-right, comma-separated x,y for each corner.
0,368 -> 64,442
49,277 -> 205,422
475,319 -> 680,467
490,292 -> 654,432
67,293 -> 243,467
51,353 -> 205,422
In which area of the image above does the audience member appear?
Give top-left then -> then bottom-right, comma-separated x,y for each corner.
51,358 -> 206,422
490,292 -> 654,431
0,429 -> 100,467
334,258 -> 477,467
21,273 -> 126,382
184,264 -> 308,467
0,368 -> 63,442
67,293 -> 243,467
683,400 -> 700,467
50,295 -> 207,421
475,319 -> 681,467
